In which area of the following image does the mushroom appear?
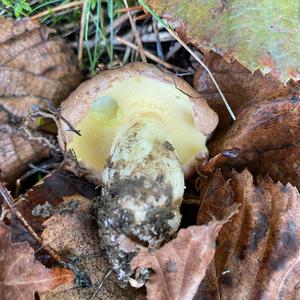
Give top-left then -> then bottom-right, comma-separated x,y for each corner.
58,62 -> 218,285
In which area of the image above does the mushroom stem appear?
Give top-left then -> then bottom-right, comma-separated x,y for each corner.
97,118 -> 185,284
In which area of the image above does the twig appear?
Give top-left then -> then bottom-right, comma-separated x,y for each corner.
123,0 -> 147,63
90,269 -> 113,300
0,183 -> 92,288
116,36 -> 186,72
182,198 -> 201,206
115,5 -> 142,13
152,18 -> 164,60
138,0 -> 236,121
165,42 -> 182,61
141,31 -> 174,43
30,1 -> 82,21
78,0 -> 88,64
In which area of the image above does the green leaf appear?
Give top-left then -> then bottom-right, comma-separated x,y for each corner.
146,0 -> 300,83
2,0 -> 32,17
2,0 -> 13,6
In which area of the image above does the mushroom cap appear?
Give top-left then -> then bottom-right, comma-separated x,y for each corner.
58,62 -> 218,182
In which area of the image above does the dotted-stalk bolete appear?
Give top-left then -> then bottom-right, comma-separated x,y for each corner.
58,62 -> 218,285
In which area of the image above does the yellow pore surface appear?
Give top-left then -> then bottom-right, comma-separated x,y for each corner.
68,76 -> 207,172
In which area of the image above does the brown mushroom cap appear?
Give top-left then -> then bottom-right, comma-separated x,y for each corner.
58,62 -> 218,182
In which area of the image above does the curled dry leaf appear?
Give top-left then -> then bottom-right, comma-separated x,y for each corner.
147,0 -> 300,83
130,205 -> 238,300
40,195 -> 142,300
208,83 -> 300,189
210,83 -> 300,155
0,17 -> 81,122
0,124 -> 50,186
193,51 -> 283,129
196,169 -> 300,300
0,221 -> 74,300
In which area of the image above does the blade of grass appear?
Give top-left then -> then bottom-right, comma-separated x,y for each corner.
84,0 -> 93,70
108,0 -> 114,64
138,0 -> 236,121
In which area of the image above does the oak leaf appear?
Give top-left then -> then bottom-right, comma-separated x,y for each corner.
0,221 -> 74,300
196,169 -> 300,299
130,205 -> 238,300
147,0 -> 300,83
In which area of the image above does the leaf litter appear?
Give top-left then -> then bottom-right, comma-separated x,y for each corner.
1,3 -> 300,300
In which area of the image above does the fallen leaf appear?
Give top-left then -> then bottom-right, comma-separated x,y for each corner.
196,169 -> 300,299
193,51 -> 283,128
0,17 -> 81,122
251,145 -> 300,189
131,205 -> 238,300
40,195 -> 142,300
0,221 -> 74,300
0,124 -> 50,186
147,0 -> 300,83
206,83 -> 300,190
6,170 -> 97,264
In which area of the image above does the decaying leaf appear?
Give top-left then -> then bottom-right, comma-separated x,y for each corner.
207,82 -> 300,189
130,205 -> 238,300
193,51 -> 283,128
196,169 -> 300,299
250,145 -> 300,188
210,83 -> 300,155
0,17 -> 81,122
40,195 -> 142,300
147,0 -> 300,83
0,221 -> 74,300
7,170 -> 97,263
0,124 -> 50,186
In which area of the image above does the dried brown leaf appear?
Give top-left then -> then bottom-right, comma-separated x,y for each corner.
193,51 -> 284,129
207,82 -> 300,189
196,169 -> 300,299
0,221 -> 74,300
6,170 -> 97,263
39,195 -> 141,300
0,17 -> 81,121
0,124 -> 50,186
131,205 -> 238,300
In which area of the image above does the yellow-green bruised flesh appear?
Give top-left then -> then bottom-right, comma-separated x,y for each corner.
68,76 -> 207,171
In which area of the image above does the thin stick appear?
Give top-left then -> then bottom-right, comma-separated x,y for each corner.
115,5 -> 142,13
78,0 -> 88,64
116,36 -> 186,72
153,18 -> 164,60
90,269 -> 113,300
30,1 -> 82,21
138,0 -> 236,121
123,0 -> 147,63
